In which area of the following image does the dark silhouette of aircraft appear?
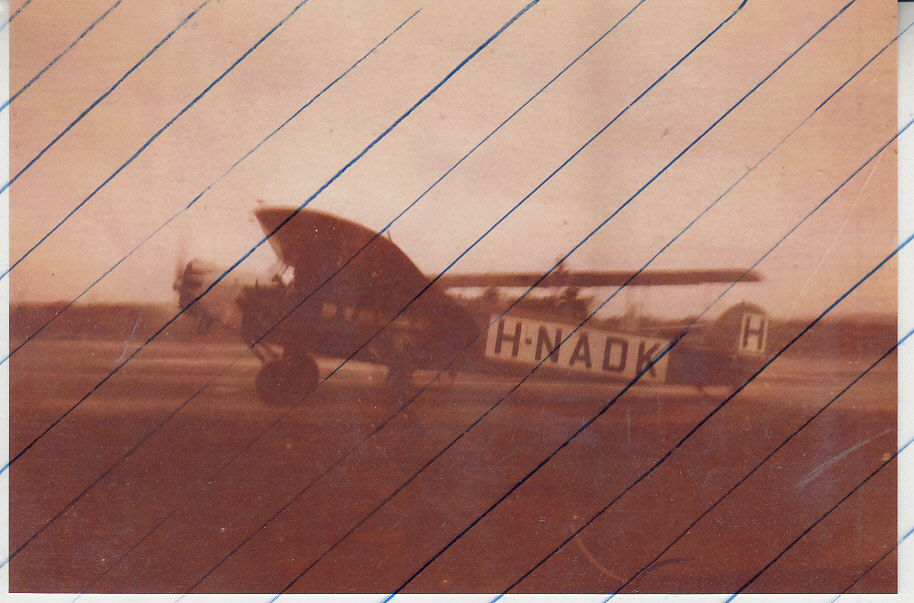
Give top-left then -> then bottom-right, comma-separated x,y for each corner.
175,206 -> 769,404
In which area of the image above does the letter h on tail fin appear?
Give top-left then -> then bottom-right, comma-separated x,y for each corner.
738,312 -> 768,355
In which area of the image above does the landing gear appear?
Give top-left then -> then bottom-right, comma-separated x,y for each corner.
377,328 -> 419,397
255,350 -> 319,405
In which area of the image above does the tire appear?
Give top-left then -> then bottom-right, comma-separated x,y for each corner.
255,353 -> 319,405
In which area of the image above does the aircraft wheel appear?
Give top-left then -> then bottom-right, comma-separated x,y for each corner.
255,354 -> 319,405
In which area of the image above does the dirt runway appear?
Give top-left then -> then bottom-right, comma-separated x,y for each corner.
9,338 -> 897,595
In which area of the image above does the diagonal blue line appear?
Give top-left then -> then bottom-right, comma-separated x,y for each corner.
0,11 -> 425,579
171,2 -> 656,595
0,0 -> 33,32
2,0 -> 124,111
602,331 -> 914,601
3,0 -> 535,291
487,23 -> 914,602
827,522 -> 914,602
2,0 -> 315,278
537,122 -> 914,601
387,46 -> 912,603
182,8 -> 421,211
21,2 -> 655,593
0,0 -> 541,583
3,0 -> 888,588
1,8 -> 421,365
289,17 -> 898,582
221,3 -> 757,596
378,3 -> 759,601
538,228 -> 913,603
0,0 -> 540,477
321,0 -> 753,429
1,0 -> 214,195
725,418 -> 914,602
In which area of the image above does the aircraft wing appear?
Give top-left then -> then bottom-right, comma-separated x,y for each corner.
435,269 -> 761,288
253,205 -> 431,294
251,207 -> 760,289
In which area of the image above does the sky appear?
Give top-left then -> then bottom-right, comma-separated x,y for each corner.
7,0 -> 901,320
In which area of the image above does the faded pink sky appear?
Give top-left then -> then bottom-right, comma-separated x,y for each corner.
9,0 -> 899,319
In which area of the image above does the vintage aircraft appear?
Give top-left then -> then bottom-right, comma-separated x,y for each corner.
174,206 -> 769,404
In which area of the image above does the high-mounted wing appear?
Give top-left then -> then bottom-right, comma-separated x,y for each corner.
436,269 -> 761,288
253,206 -> 430,296
252,207 -> 761,291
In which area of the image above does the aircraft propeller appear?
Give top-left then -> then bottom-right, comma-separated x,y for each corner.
172,227 -> 194,308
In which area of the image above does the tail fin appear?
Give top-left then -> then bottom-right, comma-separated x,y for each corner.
711,302 -> 770,356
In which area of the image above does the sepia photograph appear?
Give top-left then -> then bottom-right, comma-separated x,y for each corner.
3,0 -> 909,598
